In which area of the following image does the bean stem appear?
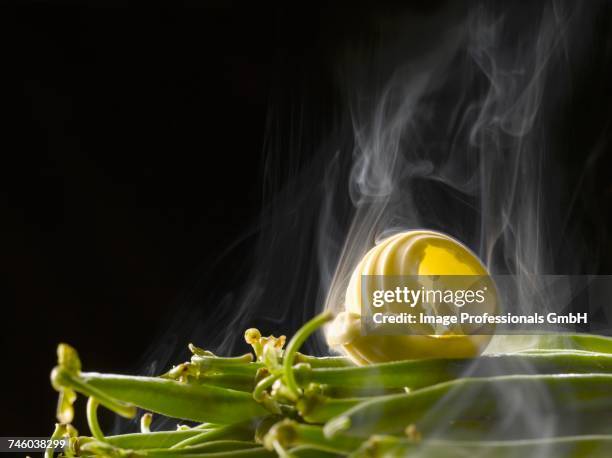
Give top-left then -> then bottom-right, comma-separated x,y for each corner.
265,419 -> 363,454
297,395 -> 363,424
45,423 -> 70,458
282,312 -> 333,399
86,397 -> 105,441
253,374 -> 281,401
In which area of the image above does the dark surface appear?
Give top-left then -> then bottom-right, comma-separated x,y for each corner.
1,1 -> 612,438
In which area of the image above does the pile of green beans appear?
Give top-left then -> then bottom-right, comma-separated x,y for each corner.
47,313 -> 612,458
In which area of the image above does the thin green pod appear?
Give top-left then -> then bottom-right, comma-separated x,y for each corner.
191,373 -> 256,392
264,419 -> 363,454
485,333 -> 612,354
324,374 -> 612,438
170,422 -> 255,448
190,355 -> 262,376
189,351 -> 254,365
161,448 -> 275,458
144,440 -> 259,456
105,423 -> 254,450
77,372 -> 269,424
351,435 -> 612,458
318,385 -> 404,398
295,354 -> 353,368
297,352 -> 612,393
297,395 -> 363,424
290,445 -> 346,457
105,429 -> 208,449
82,442 -> 274,458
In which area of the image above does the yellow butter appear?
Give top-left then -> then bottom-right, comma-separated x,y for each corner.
327,230 -> 496,364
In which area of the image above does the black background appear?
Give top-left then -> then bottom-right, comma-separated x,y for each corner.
2,0 -> 612,439
0,0 -> 362,438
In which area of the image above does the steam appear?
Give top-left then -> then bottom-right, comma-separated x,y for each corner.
324,1 -> 592,318
320,1 -> 599,453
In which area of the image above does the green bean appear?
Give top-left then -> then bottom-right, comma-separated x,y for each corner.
324,374 -> 612,438
191,352 -> 254,365
195,423 -> 223,430
485,333 -> 612,354
190,355 -> 262,376
81,442 -> 274,458
52,367 -> 137,419
80,439 -> 259,457
164,361 -> 261,380
296,352 -> 612,393
105,429 -> 211,449
290,446 -> 346,457
192,373 -> 256,392
264,419 -> 363,454
165,448 -> 275,457
350,435 -> 612,458
318,385 -> 404,398
164,361 -> 257,390
145,440 -> 259,455
294,354 -> 353,368
170,422 -> 255,448
69,371 -> 269,424
186,352 -> 348,380
48,328 -> 612,458
297,394 -> 363,424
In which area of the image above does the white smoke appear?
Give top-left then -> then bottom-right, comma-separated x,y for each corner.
323,0 -> 589,320
320,1 -> 599,452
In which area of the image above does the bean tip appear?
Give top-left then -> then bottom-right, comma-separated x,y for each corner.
245,328 -> 262,344
140,412 -> 153,433
323,416 -> 351,438
57,343 -> 81,374
267,419 -> 300,451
